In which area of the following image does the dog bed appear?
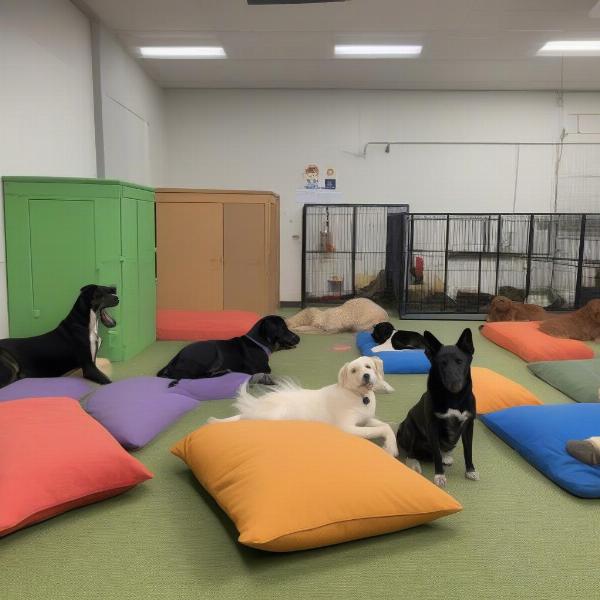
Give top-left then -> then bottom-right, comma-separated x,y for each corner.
171,420 -> 462,552
85,373 -> 250,450
480,321 -> 594,362
480,404 -> 600,498
356,331 -> 430,374
157,310 -> 261,341
0,397 -> 152,537
527,359 -> 600,403
0,377 -> 91,402
471,367 -> 542,414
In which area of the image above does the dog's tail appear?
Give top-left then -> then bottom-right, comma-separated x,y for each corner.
233,377 -> 301,417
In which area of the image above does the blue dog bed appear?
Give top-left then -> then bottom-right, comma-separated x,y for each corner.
356,331 -> 430,374
480,404 -> 600,498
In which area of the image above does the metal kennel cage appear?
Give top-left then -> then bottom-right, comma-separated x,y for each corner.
401,213 -> 600,317
301,204 -> 409,308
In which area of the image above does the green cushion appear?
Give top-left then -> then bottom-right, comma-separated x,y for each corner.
527,359 -> 600,403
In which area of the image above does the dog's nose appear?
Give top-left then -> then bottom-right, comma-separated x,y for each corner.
362,373 -> 371,383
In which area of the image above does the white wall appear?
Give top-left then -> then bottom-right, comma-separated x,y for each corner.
94,24 -> 165,186
164,89 -> 600,302
0,0 -> 96,336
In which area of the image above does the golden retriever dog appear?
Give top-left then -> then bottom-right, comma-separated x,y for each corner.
539,299 -> 600,341
286,298 -> 388,334
208,356 -> 398,455
486,296 -> 548,322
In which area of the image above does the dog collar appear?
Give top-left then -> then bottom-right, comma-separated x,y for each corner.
245,335 -> 272,356
363,396 -> 370,405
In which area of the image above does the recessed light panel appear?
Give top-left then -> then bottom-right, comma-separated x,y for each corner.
538,41 -> 600,55
139,47 -> 226,59
334,44 -> 422,58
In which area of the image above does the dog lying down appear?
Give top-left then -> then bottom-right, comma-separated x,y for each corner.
209,356 -> 398,456
371,321 -> 428,352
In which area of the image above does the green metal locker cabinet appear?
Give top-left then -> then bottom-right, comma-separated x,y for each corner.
2,177 -> 156,362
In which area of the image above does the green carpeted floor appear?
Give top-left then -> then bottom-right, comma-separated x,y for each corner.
3,318 -> 600,599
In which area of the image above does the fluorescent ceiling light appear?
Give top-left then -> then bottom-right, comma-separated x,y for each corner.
139,46 -> 226,59
538,40 -> 600,55
334,44 -> 422,58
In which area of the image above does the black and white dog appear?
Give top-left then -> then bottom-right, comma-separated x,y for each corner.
371,321 -> 428,352
157,315 -> 300,387
0,284 -> 119,387
396,328 -> 479,487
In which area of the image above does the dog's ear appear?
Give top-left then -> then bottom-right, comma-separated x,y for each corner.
258,316 -> 278,344
423,331 -> 442,358
372,356 -> 385,382
337,363 -> 350,388
80,284 -> 97,294
456,328 -> 474,355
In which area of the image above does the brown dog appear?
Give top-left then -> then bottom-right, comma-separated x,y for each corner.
486,296 -> 548,322
539,299 -> 600,341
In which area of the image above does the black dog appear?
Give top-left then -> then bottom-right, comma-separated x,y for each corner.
157,315 -> 299,387
0,284 -> 119,387
372,321 -> 428,350
396,328 -> 479,487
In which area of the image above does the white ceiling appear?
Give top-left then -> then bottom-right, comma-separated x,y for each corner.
80,0 -> 600,90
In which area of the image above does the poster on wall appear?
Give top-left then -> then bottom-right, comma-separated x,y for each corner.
297,163 -> 341,203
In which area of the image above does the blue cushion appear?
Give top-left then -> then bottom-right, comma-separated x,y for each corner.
480,404 -> 600,498
355,331 -> 430,374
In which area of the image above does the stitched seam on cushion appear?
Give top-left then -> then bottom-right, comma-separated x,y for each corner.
2,478 -> 147,533
244,508 -> 459,545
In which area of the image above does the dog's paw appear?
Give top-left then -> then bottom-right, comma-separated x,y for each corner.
442,452 -> 454,466
465,470 -> 480,481
406,458 -> 422,473
380,381 -> 395,394
383,437 -> 399,457
433,474 -> 447,488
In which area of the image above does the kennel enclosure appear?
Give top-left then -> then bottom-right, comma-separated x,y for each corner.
301,204 -> 410,308
302,207 -> 600,316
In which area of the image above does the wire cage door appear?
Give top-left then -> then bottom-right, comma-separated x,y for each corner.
403,213 -> 599,316
301,204 -> 409,308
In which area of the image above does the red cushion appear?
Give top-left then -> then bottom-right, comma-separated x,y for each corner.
480,321 -> 594,362
0,397 -> 153,537
157,310 -> 261,341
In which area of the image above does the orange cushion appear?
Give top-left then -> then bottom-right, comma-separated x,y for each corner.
157,310 -> 261,341
0,397 -> 153,537
480,321 -> 594,362
171,421 -> 462,552
472,367 -> 542,414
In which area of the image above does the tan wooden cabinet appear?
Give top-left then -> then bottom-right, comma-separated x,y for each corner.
156,189 -> 280,314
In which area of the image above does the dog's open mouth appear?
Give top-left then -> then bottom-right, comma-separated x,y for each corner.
99,308 -> 117,328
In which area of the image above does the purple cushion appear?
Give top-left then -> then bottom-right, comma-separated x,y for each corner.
0,378 -> 92,402
85,373 -> 249,450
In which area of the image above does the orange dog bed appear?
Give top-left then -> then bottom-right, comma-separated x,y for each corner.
157,310 -> 261,341
480,321 -> 594,363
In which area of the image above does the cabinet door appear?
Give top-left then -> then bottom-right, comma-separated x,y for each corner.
28,200 -> 97,335
157,202 -> 223,310
223,203 -> 266,313
137,199 -> 156,351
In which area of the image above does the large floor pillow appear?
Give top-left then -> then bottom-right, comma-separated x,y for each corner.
356,331 -> 430,374
0,397 -> 152,537
480,404 -> 600,498
157,310 -> 261,341
0,377 -> 91,402
85,374 -> 249,450
528,359 -> 600,403
480,321 -> 594,362
471,367 -> 542,414
172,421 -> 462,552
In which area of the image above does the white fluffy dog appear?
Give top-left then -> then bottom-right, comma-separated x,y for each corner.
208,356 -> 398,456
